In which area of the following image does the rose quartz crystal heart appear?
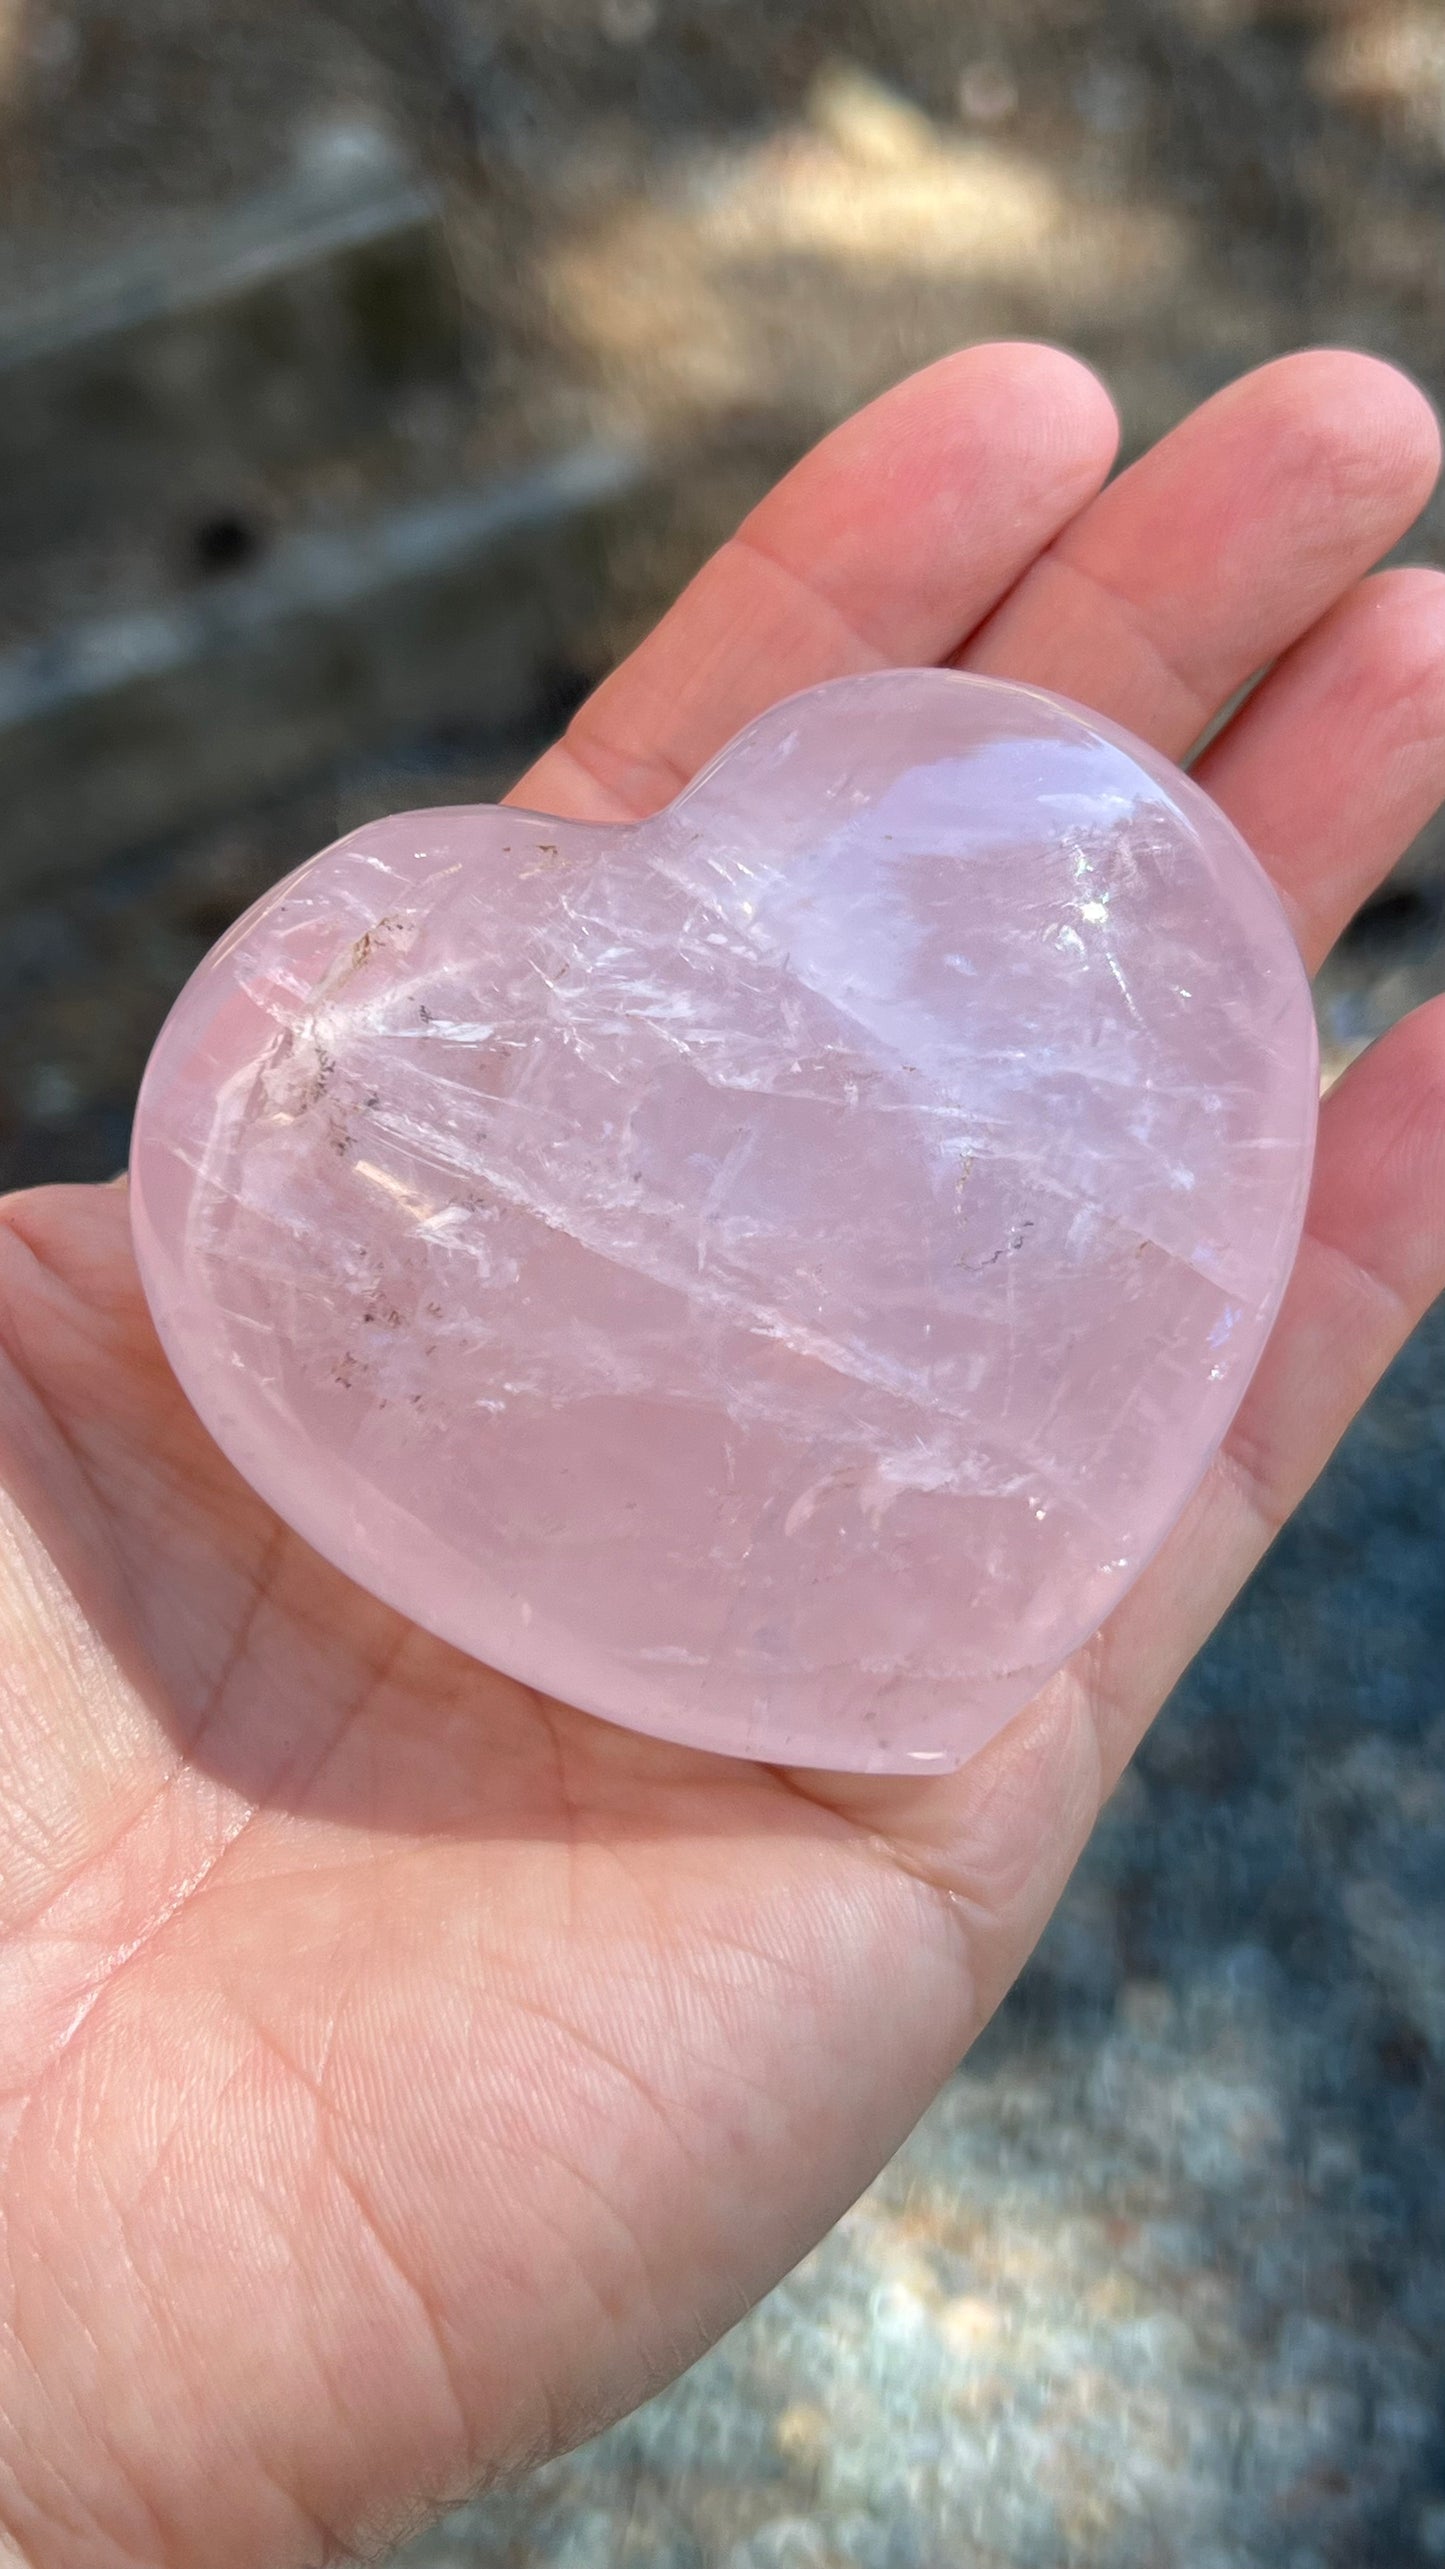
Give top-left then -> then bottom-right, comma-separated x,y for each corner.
131,670 -> 1317,1772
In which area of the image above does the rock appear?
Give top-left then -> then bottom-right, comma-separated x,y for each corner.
129,669 -> 1315,1770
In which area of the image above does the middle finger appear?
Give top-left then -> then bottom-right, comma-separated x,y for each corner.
960,348 -> 1440,759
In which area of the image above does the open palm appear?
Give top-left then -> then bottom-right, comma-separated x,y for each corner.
2,346 -> 1445,2569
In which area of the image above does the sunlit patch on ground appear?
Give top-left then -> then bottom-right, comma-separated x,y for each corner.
545,64 -> 1188,428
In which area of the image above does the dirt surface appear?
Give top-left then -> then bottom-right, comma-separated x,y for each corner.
3,0 -> 1445,1184
10,1 -> 1445,492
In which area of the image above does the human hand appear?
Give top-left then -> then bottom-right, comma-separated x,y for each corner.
1,344 -> 1443,2568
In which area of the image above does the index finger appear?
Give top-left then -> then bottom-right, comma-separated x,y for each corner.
509,342 -> 1119,823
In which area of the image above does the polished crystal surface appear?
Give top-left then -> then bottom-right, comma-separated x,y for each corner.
130,671 -> 1318,1771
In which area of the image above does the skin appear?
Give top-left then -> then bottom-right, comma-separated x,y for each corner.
1,343 -> 1444,2567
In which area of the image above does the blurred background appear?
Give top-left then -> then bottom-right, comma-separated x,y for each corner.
2,3 -> 1443,2562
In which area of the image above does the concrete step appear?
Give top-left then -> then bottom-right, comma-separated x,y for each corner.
0,120 -> 469,575
0,442 -> 648,901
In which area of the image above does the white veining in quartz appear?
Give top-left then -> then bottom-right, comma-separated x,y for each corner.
130,671 -> 1318,1770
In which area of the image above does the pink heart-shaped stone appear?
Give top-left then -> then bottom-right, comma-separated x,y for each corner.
131,671 -> 1317,1772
